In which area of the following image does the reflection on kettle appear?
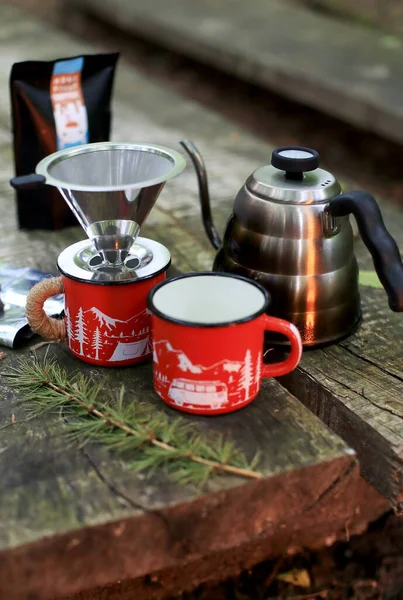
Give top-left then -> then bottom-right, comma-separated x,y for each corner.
180,140 -> 403,347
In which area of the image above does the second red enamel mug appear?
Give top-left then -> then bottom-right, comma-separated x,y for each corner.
148,272 -> 302,415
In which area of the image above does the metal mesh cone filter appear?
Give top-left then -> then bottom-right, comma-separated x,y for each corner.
36,143 -> 186,264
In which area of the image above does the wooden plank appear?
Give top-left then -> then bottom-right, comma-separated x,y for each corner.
179,191 -> 403,508
0,3 -> 401,506
62,479 -> 394,600
143,163 -> 403,512
72,0 -> 403,145
0,6 -> 389,600
2,344 -> 386,600
280,289 -> 403,510
297,0 -> 403,38
272,197 -> 403,511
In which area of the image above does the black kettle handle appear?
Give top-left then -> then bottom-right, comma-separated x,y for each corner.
326,190 -> 403,312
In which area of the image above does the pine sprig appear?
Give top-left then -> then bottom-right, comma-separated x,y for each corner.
5,357 -> 262,487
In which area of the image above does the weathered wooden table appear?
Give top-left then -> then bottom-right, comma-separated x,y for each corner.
0,5 -> 401,600
75,0 -> 403,145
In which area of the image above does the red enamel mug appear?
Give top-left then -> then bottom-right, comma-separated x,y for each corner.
26,237 -> 171,367
147,272 -> 303,415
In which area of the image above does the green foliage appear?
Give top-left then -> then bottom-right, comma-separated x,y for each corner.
6,357 -> 262,487
359,270 -> 383,289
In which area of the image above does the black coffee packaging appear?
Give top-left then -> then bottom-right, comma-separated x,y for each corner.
10,53 -> 119,230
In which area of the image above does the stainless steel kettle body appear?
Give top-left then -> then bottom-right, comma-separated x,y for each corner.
181,141 -> 403,347
215,184 -> 360,347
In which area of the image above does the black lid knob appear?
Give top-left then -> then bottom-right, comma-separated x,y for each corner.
271,146 -> 320,180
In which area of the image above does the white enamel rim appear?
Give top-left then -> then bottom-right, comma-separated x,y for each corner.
147,272 -> 270,327
35,141 -> 187,192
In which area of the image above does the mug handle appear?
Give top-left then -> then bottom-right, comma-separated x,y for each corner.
261,315 -> 303,378
25,277 -> 66,341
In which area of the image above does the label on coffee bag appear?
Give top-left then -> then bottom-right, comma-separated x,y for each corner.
50,57 -> 89,150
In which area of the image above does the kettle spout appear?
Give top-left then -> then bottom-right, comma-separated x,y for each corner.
180,140 -> 221,250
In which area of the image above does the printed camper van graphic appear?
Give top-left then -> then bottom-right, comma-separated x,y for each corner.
168,378 -> 228,409
153,340 -> 262,411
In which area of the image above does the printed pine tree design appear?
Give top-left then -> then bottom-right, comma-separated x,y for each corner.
75,307 -> 89,356
239,349 -> 253,401
255,351 -> 262,387
92,327 -> 102,360
65,307 -> 75,349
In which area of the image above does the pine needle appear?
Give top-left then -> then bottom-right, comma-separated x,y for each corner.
5,357 -> 263,487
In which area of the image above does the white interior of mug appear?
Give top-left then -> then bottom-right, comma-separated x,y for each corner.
151,274 -> 267,325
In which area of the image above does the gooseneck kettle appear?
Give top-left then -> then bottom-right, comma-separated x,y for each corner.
180,141 -> 403,347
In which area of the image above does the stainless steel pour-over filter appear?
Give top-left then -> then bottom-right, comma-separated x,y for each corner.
10,142 -> 186,266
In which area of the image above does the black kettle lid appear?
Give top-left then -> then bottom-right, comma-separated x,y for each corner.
246,146 -> 341,205
271,147 -> 319,179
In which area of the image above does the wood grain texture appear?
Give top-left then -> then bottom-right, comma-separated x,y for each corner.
0,6 -> 392,599
61,477 -> 388,600
280,289 -> 403,510
1,342 -> 382,600
72,0 -> 403,145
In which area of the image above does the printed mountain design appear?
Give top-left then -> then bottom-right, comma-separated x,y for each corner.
65,306 -> 152,363
88,307 -> 152,333
88,307 -> 125,331
153,340 -> 261,410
